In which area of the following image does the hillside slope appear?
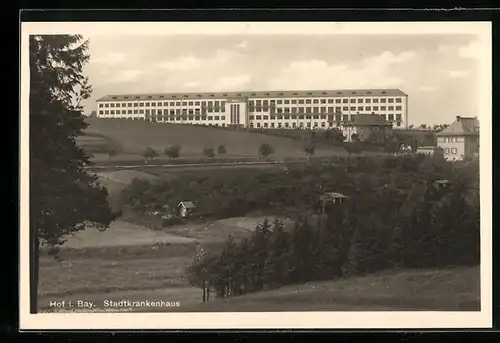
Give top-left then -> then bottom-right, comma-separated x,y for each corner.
175,266 -> 480,312
79,118 -> 343,160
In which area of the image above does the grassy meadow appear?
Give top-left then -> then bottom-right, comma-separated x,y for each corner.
78,118 -> 346,162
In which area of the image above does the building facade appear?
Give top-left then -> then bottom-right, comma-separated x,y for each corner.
96,89 -> 408,130
342,113 -> 394,143
436,116 -> 479,161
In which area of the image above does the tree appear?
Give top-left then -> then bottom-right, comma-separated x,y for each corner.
108,147 -> 116,160
350,133 -> 360,142
29,35 -> 116,313
259,143 -> 274,158
164,145 -> 181,159
143,147 -> 158,163
304,145 -> 316,160
217,145 -> 227,157
203,147 -> 215,161
332,128 -> 346,143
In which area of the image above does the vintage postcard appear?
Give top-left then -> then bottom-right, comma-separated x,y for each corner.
19,21 -> 492,330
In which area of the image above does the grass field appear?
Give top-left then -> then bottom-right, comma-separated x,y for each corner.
79,118 -> 345,161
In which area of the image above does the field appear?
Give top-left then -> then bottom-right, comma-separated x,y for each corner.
78,118 -> 346,162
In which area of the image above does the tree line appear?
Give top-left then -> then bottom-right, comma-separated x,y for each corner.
185,157 -> 479,301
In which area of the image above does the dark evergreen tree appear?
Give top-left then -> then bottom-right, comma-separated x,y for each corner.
29,35 -> 116,313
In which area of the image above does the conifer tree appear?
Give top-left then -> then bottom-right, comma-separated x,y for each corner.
29,35 -> 116,312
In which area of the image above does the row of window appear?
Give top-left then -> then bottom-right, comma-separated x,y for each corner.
251,106 -> 403,113
249,97 -> 403,106
99,108 -> 224,116
441,137 -> 461,143
249,121 -> 402,129
249,113 -> 403,121
444,148 -> 458,154
98,97 -> 405,109
145,115 -> 227,121
99,100 -> 227,108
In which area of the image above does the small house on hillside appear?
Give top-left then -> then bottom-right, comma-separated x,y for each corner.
436,116 -> 479,161
177,201 -> 196,218
319,192 -> 349,212
342,113 -> 393,143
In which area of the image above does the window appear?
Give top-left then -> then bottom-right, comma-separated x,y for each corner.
343,99 -> 348,103
366,106 -> 371,111
350,107 -> 356,111
99,104 -> 104,108
292,100 -> 297,104
214,116 -> 220,120
110,110 -> 115,114
381,106 -> 387,111
388,98 -> 394,103
110,103 -> 115,108
321,99 -> 326,104
335,107 -> 341,112
306,99 -> 312,104
380,98 -> 387,103
299,100 -> 305,104
365,99 -> 371,103
396,98 -> 402,103
396,106 -> 402,111
188,101 -> 193,106
176,102 -> 181,106
373,106 -> 379,111
306,107 -> 312,113
151,102 -> 156,107
388,106 -> 394,111
128,110 -> 132,114
396,121 -> 401,127
388,114 -> 394,121
284,100 -> 290,104
350,99 -> 356,103
335,99 -> 341,104
342,115 -> 349,121
357,99 -> 363,103
249,115 -> 255,120
313,107 -> 319,113
357,106 -> 363,111
396,113 -> 402,121
444,148 -> 450,154
291,107 -> 297,114
104,103 -> 109,108
313,99 -> 319,104
373,98 -> 379,103
343,106 -> 349,111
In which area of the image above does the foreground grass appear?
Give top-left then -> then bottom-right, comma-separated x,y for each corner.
175,266 -> 480,312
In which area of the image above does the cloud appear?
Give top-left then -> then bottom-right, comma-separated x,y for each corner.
110,69 -> 146,83
418,85 -> 439,92
458,41 -> 480,59
91,53 -> 127,66
447,70 -> 469,79
235,40 -> 247,49
266,50 -> 415,90
184,81 -> 201,88
157,49 -> 234,71
212,74 -> 251,90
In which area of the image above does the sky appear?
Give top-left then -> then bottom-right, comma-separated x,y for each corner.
83,34 -> 480,126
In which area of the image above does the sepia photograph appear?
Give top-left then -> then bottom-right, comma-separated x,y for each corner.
19,21 -> 492,330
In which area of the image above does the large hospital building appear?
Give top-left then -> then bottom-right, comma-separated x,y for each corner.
96,88 -> 408,130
